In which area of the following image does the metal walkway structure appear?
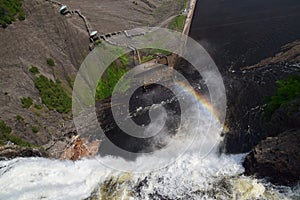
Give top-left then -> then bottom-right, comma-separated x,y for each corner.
45,0 -> 145,57
44,0 -> 180,69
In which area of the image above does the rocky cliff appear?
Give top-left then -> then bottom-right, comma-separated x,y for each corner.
0,0 -> 88,150
223,63 -> 300,153
0,0 -> 186,159
243,129 -> 300,185
222,40 -> 300,186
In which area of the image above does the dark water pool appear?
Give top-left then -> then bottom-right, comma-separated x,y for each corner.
189,0 -> 300,71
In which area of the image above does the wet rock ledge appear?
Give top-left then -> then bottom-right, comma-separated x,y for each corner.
0,145 -> 48,160
243,129 -> 300,186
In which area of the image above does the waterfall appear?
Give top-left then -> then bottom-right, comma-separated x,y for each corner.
0,94 -> 299,199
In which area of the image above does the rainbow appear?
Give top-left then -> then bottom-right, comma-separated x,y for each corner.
174,81 -> 228,132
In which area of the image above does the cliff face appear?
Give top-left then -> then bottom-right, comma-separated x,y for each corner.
58,0 -> 184,33
0,0 -> 186,158
221,41 -> 300,185
0,0 -> 88,148
221,38 -> 300,154
223,63 -> 300,153
243,129 -> 300,186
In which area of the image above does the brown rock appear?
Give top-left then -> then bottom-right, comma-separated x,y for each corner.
60,136 -> 101,161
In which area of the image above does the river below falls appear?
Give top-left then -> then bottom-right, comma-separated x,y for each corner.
189,0 -> 300,71
0,151 -> 299,199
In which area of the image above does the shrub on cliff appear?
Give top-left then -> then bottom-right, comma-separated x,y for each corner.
46,58 -> 55,66
0,120 -> 33,147
96,52 -> 130,100
20,97 -> 33,108
0,0 -> 24,28
31,126 -> 39,133
34,75 -> 71,113
29,66 -> 39,74
264,75 -> 300,120
15,115 -> 23,121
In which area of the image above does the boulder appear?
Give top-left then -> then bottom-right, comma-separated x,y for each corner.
0,145 -> 48,160
243,129 -> 300,185
60,136 -> 101,161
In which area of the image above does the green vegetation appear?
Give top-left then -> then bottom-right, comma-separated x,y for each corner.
31,126 -> 39,133
21,97 -> 33,108
16,115 -> 23,121
17,8 -> 24,20
141,55 -> 154,63
96,62 -> 129,100
140,48 -> 172,62
143,48 -> 172,56
169,15 -> 186,31
46,58 -> 55,66
0,120 -> 11,136
264,75 -> 300,120
34,103 -> 43,110
0,0 -> 24,28
67,75 -> 75,88
0,120 -> 33,147
29,66 -> 39,74
95,47 -> 173,100
96,49 -> 130,100
94,39 -> 102,46
34,75 -> 72,113
183,0 -> 188,9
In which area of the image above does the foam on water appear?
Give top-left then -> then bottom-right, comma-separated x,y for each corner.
0,144 -> 299,199
0,150 -> 240,199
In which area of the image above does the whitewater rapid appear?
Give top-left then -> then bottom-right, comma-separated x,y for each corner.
0,145 -> 298,199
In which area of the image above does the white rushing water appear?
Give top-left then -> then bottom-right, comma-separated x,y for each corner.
0,151 -> 299,199
1,129 -> 299,200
